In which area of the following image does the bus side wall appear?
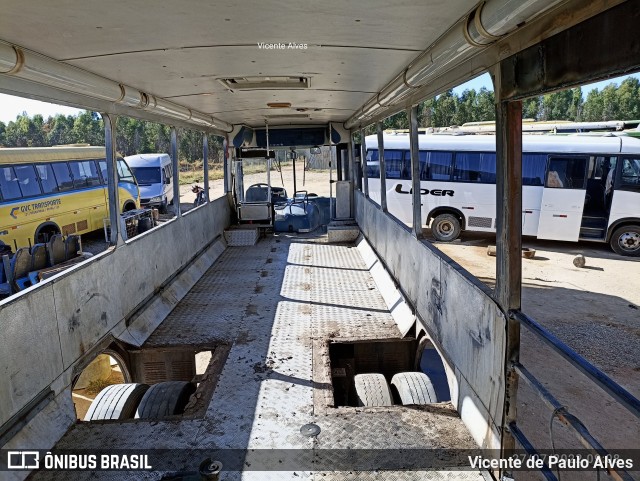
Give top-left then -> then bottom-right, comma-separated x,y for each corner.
0,195 -> 231,454
355,190 -> 505,450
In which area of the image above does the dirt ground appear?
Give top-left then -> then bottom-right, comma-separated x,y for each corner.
432,230 -> 640,464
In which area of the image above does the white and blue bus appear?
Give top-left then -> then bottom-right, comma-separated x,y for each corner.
365,133 -> 640,256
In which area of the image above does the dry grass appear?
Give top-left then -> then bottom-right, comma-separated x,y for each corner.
83,371 -> 125,395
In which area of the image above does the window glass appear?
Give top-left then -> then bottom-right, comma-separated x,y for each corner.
365,149 -> 380,178
420,151 -> 453,181
522,154 -> 547,186
453,152 -> 496,183
546,157 -> 587,189
0,166 -> 22,200
52,162 -> 74,192
383,150 -> 406,179
621,157 -> 640,186
14,165 -> 42,197
131,167 -> 162,185
98,160 -> 108,184
36,163 -> 59,194
69,160 -> 101,188
117,159 -> 136,183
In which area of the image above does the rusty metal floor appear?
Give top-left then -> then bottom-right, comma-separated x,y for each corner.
37,233 -> 488,481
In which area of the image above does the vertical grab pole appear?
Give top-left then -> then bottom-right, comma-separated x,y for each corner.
171,126 -> 181,217
377,121 -> 387,212
494,63 -> 523,478
361,128 -> 369,198
347,133 -> 355,217
103,113 -> 122,245
409,106 -> 423,238
265,120 -> 271,207
329,122 -> 335,220
348,131 -> 356,186
203,133 -> 210,203
223,135 -> 230,194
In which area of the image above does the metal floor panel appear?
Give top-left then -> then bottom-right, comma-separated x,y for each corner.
34,233 -> 485,481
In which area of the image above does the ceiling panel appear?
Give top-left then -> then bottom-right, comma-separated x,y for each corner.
0,0 -> 479,127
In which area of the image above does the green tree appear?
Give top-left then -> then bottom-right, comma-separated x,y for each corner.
474,88 -> 495,122
72,111 -> 104,145
4,113 -> 45,147
617,77 -> 640,120
45,114 -> 76,146
522,97 -> 541,120
582,89 -> 604,121
432,90 -> 458,127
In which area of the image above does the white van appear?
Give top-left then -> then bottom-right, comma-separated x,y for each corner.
125,153 -> 174,212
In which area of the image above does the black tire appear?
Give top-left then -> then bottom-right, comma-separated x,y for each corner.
84,383 -> 149,421
430,213 -> 461,242
354,374 -> 393,407
135,381 -> 196,419
391,372 -> 437,405
159,201 -> 168,214
609,225 -> 640,257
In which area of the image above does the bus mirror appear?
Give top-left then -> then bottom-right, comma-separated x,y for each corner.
310,146 -> 321,154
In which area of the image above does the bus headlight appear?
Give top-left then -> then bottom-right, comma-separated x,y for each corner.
149,196 -> 163,203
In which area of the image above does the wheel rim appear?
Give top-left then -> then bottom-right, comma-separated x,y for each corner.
435,220 -> 455,240
617,231 -> 640,252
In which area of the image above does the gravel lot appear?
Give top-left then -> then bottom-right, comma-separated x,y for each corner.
431,230 -> 640,459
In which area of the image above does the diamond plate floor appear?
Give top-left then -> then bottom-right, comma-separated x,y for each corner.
34,233 -> 487,481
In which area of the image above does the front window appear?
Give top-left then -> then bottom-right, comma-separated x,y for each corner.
130,167 -> 162,185
117,159 -> 136,184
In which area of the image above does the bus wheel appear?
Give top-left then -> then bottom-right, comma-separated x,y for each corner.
123,202 -> 136,212
35,224 -> 61,243
610,225 -> 640,257
431,214 -> 461,242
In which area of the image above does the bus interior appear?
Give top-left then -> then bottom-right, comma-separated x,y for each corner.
1,1 -> 639,481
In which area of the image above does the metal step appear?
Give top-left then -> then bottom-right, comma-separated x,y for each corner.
579,226 -> 606,240
580,216 -> 607,230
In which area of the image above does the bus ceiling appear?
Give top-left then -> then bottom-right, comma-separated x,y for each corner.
0,1 -> 636,132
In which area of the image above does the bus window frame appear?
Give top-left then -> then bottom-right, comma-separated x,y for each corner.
616,155 -> 640,192
451,150 -> 497,184
51,162 -> 75,193
545,155 -> 589,190
414,150 -> 454,182
36,163 -> 60,195
0,165 -> 24,201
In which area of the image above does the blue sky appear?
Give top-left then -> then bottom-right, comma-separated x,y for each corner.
0,73 -> 637,124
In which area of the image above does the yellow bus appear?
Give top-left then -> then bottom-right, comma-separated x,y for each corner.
0,145 -> 140,250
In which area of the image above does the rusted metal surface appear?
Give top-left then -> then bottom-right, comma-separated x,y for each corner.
494,90 -> 522,471
103,113 -> 121,245
500,0 -> 640,100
